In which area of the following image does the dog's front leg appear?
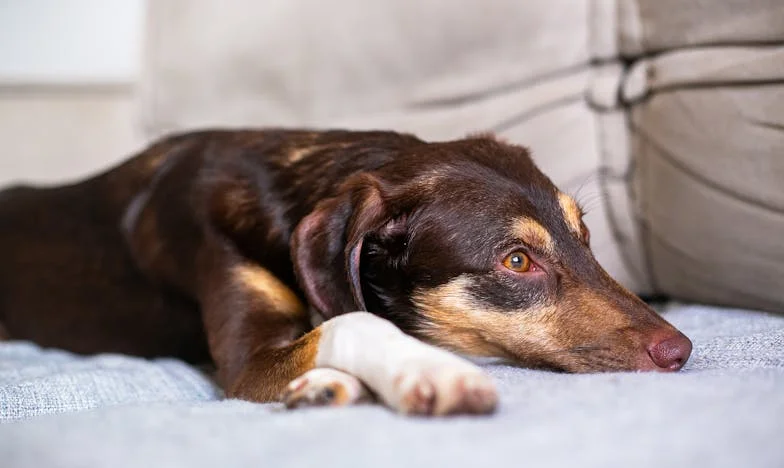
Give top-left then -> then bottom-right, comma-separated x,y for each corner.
122,167 -> 496,415
282,312 -> 498,415
128,222 -> 497,414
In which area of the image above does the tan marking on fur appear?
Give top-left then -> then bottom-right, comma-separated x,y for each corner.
409,169 -> 450,194
511,217 -> 555,254
229,326 -> 321,402
558,287 -> 631,336
412,274 -> 646,372
558,193 -> 582,234
412,275 -> 558,362
545,286 -> 642,372
144,151 -> 168,174
416,174 -> 441,191
287,143 -> 349,163
234,264 -> 306,317
284,327 -> 322,379
281,368 -> 369,408
329,379 -> 351,404
288,146 -> 320,163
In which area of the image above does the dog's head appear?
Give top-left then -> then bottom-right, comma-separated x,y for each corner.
292,135 -> 691,372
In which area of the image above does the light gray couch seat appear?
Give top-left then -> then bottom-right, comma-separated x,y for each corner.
2,304 -> 782,468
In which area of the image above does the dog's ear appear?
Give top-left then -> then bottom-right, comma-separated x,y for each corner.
291,174 -> 390,318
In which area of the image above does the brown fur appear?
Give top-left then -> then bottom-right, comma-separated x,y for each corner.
229,327 -> 322,401
412,275 -> 639,371
412,275 -> 534,360
0,128 -> 691,403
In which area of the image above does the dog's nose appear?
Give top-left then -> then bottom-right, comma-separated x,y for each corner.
647,333 -> 692,371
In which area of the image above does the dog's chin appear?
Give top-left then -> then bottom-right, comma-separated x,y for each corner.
413,328 -> 689,374
497,346 -> 682,374
436,344 -> 666,374
500,328 -> 693,374
532,352 -> 681,374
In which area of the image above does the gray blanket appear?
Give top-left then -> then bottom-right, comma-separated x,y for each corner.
1,303 -> 783,468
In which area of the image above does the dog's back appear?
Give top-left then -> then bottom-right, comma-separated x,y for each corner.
0,129 -> 421,361
0,147 -> 211,361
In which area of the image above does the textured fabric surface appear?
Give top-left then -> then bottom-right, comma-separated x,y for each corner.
624,54 -> 784,312
615,0 -> 784,56
0,344 -> 219,421
1,304 -> 783,467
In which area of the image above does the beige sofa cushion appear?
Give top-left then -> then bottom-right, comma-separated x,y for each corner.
139,0 -> 784,312
140,0 -> 588,135
596,1 -> 784,312
625,60 -> 784,312
141,0 -> 641,290
617,0 -> 784,56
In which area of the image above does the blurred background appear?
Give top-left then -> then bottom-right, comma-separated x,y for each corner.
0,0 -> 144,185
0,0 -> 782,312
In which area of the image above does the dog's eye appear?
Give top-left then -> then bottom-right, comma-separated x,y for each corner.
503,252 -> 531,272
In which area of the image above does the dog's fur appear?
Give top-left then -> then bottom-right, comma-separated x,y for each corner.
0,129 -> 692,415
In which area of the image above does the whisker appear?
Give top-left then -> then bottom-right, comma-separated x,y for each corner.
575,192 -> 603,215
570,173 -> 599,198
568,345 -> 611,354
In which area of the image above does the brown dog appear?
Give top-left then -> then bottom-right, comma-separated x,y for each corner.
0,129 -> 691,415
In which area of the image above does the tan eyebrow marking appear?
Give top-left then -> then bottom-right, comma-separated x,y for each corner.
511,217 -> 555,254
558,192 -> 582,234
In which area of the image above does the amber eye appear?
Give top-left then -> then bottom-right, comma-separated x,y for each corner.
503,251 -> 531,272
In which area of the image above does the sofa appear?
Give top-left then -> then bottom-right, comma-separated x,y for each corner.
2,1 -> 783,467
140,0 -> 784,312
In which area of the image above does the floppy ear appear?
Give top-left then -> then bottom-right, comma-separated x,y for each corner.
291,174 -> 389,318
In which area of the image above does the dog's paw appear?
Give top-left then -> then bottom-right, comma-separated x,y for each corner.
393,365 -> 498,416
281,368 -> 371,409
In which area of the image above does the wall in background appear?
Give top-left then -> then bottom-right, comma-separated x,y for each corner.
0,0 -> 146,186
0,0 -> 145,84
